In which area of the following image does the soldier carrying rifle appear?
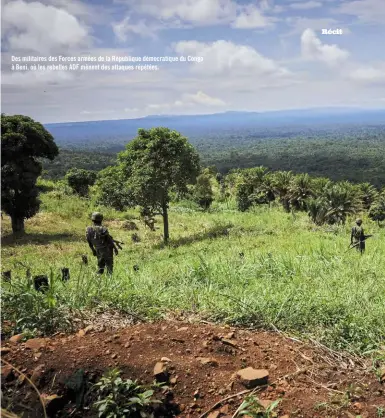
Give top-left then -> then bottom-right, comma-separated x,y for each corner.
350,218 -> 372,255
86,212 -> 123,274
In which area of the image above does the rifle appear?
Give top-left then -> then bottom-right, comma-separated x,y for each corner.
348,234 -> 373,250
113,240 -> 124,250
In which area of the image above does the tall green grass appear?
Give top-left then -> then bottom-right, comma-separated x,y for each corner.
1,184 -> 384,353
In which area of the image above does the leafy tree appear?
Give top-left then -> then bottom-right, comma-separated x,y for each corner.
368,191 -> 385,226
235,167 -> 274,211
95,166 -> 134,211
1,114 -> 58,234
117,127 -> 200,243
65,168 -> 97,196
194,171 -> 214,210
236,182 -> 254,212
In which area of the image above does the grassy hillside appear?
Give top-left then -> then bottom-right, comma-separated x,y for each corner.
1,181 -> 385,354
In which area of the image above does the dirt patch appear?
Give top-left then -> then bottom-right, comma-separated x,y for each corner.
1,321 -> 384,417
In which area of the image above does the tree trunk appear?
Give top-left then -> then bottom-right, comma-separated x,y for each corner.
11,216 -> 25,235
282,199 -> 290,213
162,202 -> 169,244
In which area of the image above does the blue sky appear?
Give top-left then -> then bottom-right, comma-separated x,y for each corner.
1,0 -> 385,123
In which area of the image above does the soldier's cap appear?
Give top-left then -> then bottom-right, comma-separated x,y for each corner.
91,212 -> 103,222
356,218 -> 362,224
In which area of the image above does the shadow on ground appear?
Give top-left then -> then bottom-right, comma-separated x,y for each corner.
153,223 -> 233,249
1,232 -> 78,247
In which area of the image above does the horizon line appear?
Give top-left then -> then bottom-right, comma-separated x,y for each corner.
42,105 -> 385,125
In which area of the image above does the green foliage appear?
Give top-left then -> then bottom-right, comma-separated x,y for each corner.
307,198 -> 328,225
1,114 -> 59,233
1,271 -> 73,336
95,166 -> 134,211
358,183 -> 379,210
235,167 -> 274,211
117,127 -> 200,242
369,192 -> 385,225
41,148 -> 115,180
93,368 -> 161,418
236,182 -> 254,212
235,396 -> 281,417
272,171 -> 294,212
65,168 -> 97,196
306,182 -> 362,225
194,171 -> 214,210
323,183 -> 362,225
289,173 -> 314,211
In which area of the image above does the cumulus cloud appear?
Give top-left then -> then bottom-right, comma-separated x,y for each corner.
232,4 -> 275,28
2,0 -> 90,54
173,40 -> 290,78
301,28 -> 349,66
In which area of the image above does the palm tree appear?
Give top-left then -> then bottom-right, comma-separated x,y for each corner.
323,183 -> 362,225
289,173 -> 314,211
272,171 -> 294,212
357,182 -> 379,210
307,197 -> 328,225
311,177 -> 332,196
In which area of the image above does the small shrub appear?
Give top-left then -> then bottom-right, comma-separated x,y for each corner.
93,368 -> 162,418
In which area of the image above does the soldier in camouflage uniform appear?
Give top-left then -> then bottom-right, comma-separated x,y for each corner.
350,218 -> 365,254
86,212 -> 119,274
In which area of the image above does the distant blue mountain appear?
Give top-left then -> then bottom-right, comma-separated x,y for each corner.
45,107 -> 385,148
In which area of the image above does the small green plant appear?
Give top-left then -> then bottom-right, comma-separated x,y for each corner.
376,406 -> 385,417
93,368 -> 162,418
235,395 -> 281,417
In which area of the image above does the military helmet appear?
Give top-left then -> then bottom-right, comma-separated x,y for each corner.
91,212 -> 103,222
356,218 -> 362,224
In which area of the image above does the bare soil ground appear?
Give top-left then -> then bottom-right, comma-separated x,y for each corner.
1,321 -> 384,417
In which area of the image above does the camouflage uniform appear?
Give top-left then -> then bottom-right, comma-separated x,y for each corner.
351,219 -> 365,254
86,213 -> 117,274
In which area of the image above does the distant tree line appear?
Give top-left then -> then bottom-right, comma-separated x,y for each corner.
42,125 -> 385,187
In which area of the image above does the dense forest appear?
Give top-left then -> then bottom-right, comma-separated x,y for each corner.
42,125 -> 385,186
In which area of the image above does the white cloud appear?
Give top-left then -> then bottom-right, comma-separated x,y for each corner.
146,91 -> 226,113
301,28 -> 349,66
289,1 -> 322,10
232,4 -> 274,28
112,16 -> 158,42
184,91 -> 226,106
2,0 -> 90,54
335,0 -> 385,24
114,0 -> 274,33
173,40 -> 290,78
348,65 -> 385,84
